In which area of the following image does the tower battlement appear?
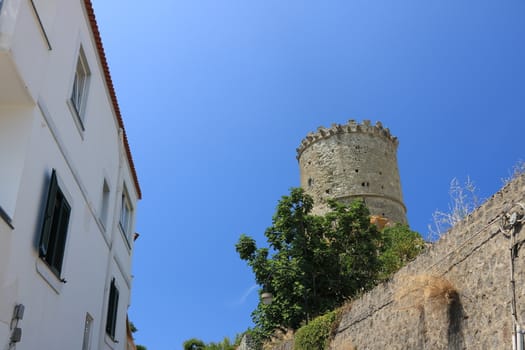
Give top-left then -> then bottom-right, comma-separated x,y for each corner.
297,119 -> 407,224
296,120 -> 398,160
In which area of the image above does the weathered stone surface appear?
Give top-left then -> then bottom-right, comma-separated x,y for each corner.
297,120 -> 406,224
263,123 -> 525,350
331,173 -> 525,350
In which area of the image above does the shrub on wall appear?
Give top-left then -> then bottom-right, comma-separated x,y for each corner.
293,310 -> 338,350
379,224 -> 425,280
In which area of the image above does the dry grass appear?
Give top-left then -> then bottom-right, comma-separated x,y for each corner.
395,274 -> 457,310
338,300 -> 353,317
335,342 -> 356,350
502,159 -> 525,186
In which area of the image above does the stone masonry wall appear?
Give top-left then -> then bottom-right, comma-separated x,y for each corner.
297,120 -> 406,224
330,173 -> 525,350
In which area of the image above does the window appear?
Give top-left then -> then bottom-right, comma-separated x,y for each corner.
82,313 -> 93,350
99,180 -> 110,229
70,47 -> 90,125
119,189 -> 132,240
106,278 -> 119,340
39,170 -> 71,278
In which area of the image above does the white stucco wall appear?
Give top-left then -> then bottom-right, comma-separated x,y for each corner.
0,107 -> 33,218
0,0 -> 139,349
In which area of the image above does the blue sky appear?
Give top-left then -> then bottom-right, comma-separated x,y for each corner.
91,1 -> 525,348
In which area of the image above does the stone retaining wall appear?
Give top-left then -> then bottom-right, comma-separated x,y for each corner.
331,174 -> 525,349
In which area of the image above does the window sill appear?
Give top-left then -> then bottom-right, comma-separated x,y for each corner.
36,259 -> 63,294
0,205 -> 13,229
104,333 -> 118,349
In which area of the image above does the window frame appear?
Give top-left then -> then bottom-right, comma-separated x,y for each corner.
69,46 -> 90,129
39,169 -> 71,279
119,187 -> 133,243
105,278 -> 120,340
99,179 -> 110,230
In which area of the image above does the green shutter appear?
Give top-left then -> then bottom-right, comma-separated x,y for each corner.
106,279 -> 119,338
113,285 -> 119,336
39,170 -> 58,257
53,195 -> 70,273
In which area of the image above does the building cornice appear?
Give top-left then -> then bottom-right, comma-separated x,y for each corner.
83,0 -> 142,199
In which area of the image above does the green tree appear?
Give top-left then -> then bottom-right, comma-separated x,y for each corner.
205,337 -> 236,350
182,337 -> 236,350
236,188 -> 382,338
183,338 -> 206,350
378,224 -> 425,279
128,320 -> 147,350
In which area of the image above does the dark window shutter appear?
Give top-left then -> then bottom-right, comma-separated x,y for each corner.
113,285 -> 119,335
39,170 -> 71,277
106,279 -> 119,339
39,170 -> 58,257
49,194 -> 70,275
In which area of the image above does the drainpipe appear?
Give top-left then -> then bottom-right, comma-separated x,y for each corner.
501,203 -> 525,350
514,324 -> 523,350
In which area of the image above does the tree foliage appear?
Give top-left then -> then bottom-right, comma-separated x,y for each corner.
182,337 -> 236,350
183,338 -> 206,350
128,320 -> 147,350
293,310 -> 338,350
236,188 -> 385,337
236,188 -> 424,344
205,337 -> 236,350
378,224 -> 425,280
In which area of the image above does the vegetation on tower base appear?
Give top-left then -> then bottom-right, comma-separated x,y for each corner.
235,188 -> 424,348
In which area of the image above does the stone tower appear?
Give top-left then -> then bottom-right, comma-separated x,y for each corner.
296,120 -> 407,224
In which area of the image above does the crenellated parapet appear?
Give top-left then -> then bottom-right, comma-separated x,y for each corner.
296,120 -> 398,160
297,119 -> 406,223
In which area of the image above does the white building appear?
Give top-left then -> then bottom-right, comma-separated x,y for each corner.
0,0 -> 142,349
